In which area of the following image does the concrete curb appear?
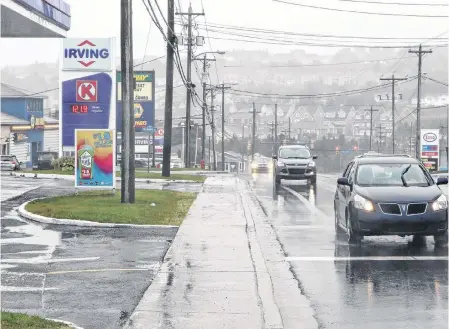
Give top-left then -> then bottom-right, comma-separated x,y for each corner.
10,172 -> 202,184
45,318 -> 84,329
241,179 -> 319,329
17,199 -> 179,229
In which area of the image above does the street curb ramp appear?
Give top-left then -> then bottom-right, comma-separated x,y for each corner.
239,179 -> 319,329
17,198 -> 179,229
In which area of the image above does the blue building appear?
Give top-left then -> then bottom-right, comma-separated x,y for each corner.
1,83 -> 59,168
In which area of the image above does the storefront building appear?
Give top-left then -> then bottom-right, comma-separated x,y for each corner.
1,84 -> 59,167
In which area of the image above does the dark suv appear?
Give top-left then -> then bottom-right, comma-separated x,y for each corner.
273,145 -> 317,186
334,153 -> 448,247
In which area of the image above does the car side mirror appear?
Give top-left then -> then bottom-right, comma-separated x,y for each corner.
312,155 -> 318,160
272,155 -> 278,160
436,177 -> 448,185
337,177 -> 350,186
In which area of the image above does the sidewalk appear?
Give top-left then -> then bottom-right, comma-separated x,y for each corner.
124,176 -> 282,329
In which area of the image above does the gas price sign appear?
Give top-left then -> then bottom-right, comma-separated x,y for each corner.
71,104 -> 89,113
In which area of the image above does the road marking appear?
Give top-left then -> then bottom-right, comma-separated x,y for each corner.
285,256 -> 448,262
1,286 -> 58,292
1,257 -> 100,264
281,185 -> 329,219
46,268 -> 150,275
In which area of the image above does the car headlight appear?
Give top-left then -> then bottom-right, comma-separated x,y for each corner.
354,194 -> 375,212
277,161 -> 285,166
251,163 -> 258,169
432,194 -> 448,211
308,161 -> 315,167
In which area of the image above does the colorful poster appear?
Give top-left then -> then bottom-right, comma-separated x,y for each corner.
75,129 -> 115,188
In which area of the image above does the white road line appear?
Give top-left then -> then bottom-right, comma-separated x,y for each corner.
275,225 -> 333,230
1,286 -> 58,292
281,185 -> 330,219
285,256 -> 448,262
1,257 -> 101,264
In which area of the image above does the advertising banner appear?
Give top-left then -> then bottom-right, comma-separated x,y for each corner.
60,38 -> 116,154
75,129 -> 115,188
116,71 -> 155,133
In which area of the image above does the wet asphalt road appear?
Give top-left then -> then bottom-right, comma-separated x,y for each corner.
248,172 -> 448,329
0,174 -> 201,329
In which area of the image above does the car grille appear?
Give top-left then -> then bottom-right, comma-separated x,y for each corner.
379,203 -> 401,215
288,168 -> 305,175
407,203 -> 427,215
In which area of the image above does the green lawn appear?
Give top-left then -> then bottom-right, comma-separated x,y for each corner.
27,170 -> 206,182
1,312 -> 71,329
25,190 -> 196,226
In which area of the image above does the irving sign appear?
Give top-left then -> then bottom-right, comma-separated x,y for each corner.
62,39 -> 113,71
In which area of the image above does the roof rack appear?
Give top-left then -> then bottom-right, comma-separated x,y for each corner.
356,153 -> 412,159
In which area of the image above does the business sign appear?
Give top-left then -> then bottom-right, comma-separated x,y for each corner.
116,71 -> 155,133
60,38 -> 116,154
420,129 -> 440,160
75,129 -> 115,188
62,39 -> 112,71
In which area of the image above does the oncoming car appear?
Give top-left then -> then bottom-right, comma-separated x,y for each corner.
273,145 -> 317,185
251,157 -> 271,173
334,154 -> 448,247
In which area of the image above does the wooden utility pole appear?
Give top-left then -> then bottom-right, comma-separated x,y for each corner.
162,0 -> 175,177
215,83 -> 232,171
251,103 -> 257,161
409,44 -> 433,159
274,104 -> 278,152
176,5 -> 204,168
380,75 -> 407,154
120,0 -> 135,203
368,106 -> 379,151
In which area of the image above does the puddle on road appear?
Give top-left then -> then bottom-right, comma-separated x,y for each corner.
1,211 -> 62,268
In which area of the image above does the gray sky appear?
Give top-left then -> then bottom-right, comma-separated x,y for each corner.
1,0 -> 448,67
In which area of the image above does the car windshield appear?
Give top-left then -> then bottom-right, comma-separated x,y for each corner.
356,163 -> 431,187
38,153 -> 56,161
279,148 -> 310,159
1,156 -> 13,162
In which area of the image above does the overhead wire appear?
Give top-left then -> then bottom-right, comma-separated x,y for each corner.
338,0 -> 448,6
272,0 -> 448,18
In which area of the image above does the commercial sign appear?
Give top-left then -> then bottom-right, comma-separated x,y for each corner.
62,39 -> 112,71
420,129 -> 440,171
75,129 -> 115,188
60,38 -> 116,154
116,71 -> 155,133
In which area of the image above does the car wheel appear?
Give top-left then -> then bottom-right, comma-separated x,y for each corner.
310,176 -> 317,185
275,175 -> 281,186
434,231 -> 448,248
347,210 -> 362,245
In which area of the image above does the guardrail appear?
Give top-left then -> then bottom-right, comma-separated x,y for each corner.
13,0 -> 71,30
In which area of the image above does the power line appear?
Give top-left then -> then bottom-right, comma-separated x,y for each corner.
272,0 -> 448,18
200,0 -> 220,84
338,0 -> 448,6
229,76 -> 417,99
424,76 -> 449,87
224,56 -> 416,68
204,35 -> 447,49
192,21 -> 448,40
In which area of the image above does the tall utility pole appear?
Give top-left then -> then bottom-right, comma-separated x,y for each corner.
376,124 -> 387,153
210,88 -> 217,170
282,120 -> 292,142
200,56 -> 214,164
215,83 -> 232,171
274,104 -> 278,152
251,102 -> 257,161
162,0 -> 175,177
409,44 -> 432,159
380,75 -> 407,154
120,0 -> 135,203
176,5 -> 204,168
368,106 -> 379,151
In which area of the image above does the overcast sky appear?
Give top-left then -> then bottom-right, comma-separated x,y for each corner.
1,0 -> 448,68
